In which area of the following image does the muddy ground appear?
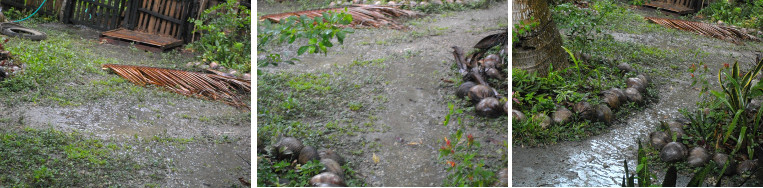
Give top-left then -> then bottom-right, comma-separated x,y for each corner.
258,1 -> 508,186
0,22 -> 250,186
512,5 -> 763,187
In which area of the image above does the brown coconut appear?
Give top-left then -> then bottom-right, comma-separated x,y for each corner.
319,149 -> 346,166
456,81 -> 476,99
687,147 -> 710,167
595,104 -> 613,124
552,107 -> 573,125
298,146 -> 320,164
274,137 -> 304,160
513,110 -> 527,121
737,159 -> 758,175
627,78 -> 646,93
468,85 -> 495,103
533,113 -> 552,129
321,158 -> 345,178
573,101 -> 593,120
649,131 -> 670,150
660,142 -> 688,163
602,88 -> 625,109
713,153 -> 737,175
485,68 -> 504,80
637,74 -> 649,85
624,87 -> 643,103
617,63 -> 636,73
310,172 -> 345,187
476,97 -> 501,117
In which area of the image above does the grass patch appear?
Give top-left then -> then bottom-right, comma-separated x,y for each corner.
0,127 -> 155,187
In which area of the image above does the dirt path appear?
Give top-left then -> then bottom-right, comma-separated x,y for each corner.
259,2 -> 508,186
0,22 -> 250,187
512,8 -> 763,186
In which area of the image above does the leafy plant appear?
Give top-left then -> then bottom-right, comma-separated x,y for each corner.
699,0 -> 763,29
188,0 -> 251,72
257,9 -> 354,68
438,129 -> 496,186
512,17 -> 538,44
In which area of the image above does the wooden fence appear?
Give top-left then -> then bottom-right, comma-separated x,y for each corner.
1,0 -> 65,18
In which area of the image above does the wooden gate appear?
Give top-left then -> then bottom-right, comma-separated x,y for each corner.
123,0 -> 194,42
62,0 -> 128,31
1,0 -> 65,18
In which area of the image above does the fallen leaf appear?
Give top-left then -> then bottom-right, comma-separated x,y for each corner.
372,153 -> 380,164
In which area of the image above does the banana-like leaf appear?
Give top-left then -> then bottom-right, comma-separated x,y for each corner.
645,17 -> 760,44
102,64 -> 251,109
260,5 -> 422,30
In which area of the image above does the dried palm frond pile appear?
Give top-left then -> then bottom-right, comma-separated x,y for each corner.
260,5 -> 422,30
102,64 -> 251,109
645,17 -> 760,44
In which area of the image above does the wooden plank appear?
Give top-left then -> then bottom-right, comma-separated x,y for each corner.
157,0 -> 168,35
138,0 -> 149,31
161,0 -> 172,36
169,0 -> 178,37
148,0 -> 159,34
137,7 -> 183,24
101,28 -> 183,47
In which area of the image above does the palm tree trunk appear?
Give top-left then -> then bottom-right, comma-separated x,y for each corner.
512,0 -> 568,76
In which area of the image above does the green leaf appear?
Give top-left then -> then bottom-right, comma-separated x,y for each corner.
723,110 -> 743,144
687,163 -> 713,187
297,46 -> 310,55
336,31 -> 346,44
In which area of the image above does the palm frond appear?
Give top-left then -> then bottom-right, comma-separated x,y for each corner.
259,5 -> 422,30
102,64 -> 250,109
645,17 -> 760,44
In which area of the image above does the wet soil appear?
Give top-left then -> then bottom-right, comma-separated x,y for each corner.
512,7 -> 763,187
0,22 -> 250,187
258,2 -> 508,186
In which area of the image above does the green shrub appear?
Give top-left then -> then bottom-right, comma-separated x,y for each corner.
189,0 -> 251,73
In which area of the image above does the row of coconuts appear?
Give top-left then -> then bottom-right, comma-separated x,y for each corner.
185,61 -> 251,81
651,119 -> 758,176
271,137 -> 350,186
329,0 -> 481,7
512,63 -> 650,128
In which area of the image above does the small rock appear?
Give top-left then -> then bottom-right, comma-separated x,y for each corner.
210,62 -> 220,69
624,87 -> 643,103
445,0 -> 453,3
649,131 -> 670,150
329,1 -> 336,6
617,63 -> 636,73
687,147 -> 710,167
431,0 -> 443,4
552,107 -> 573,125
660,142 -> 688,163
513,110 -> 527,122
533,113 -> 552,129
387,1 -> 396,5
595,104 -> 613,124
419,1 -> 428,6
374,1 -> 381,5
